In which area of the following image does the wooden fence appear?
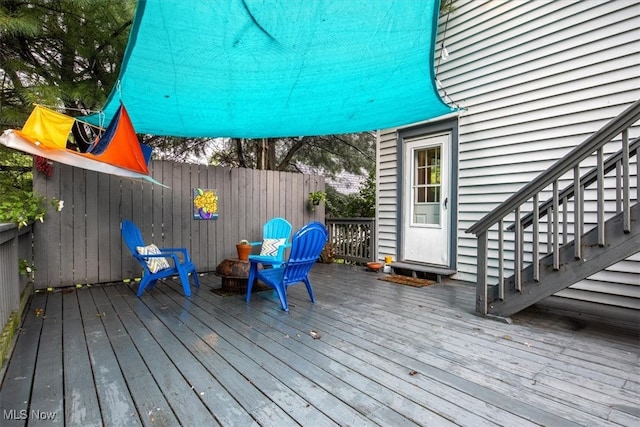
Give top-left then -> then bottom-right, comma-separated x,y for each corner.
0,223 -> 32,365
32,161 -> 324,289
326,218 -> 375,263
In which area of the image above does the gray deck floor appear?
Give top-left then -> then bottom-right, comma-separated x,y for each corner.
0,263 -> 638,426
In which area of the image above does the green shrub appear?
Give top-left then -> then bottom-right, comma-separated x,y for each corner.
0,187 -> 46,228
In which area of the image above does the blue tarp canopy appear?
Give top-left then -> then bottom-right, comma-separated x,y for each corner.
84,0 -> 453,138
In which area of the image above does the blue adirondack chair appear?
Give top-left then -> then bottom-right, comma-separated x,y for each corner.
246,221 -> 328,311
121,219 -> 200,297
247,217 -> 292,290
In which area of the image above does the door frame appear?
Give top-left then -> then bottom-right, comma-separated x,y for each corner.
396,117 -> 459,269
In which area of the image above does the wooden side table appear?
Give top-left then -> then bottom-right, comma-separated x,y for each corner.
215,258 -> 266,293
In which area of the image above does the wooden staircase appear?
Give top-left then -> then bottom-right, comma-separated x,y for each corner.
467,100 -> 640,319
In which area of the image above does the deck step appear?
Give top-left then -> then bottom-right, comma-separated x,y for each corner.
488,202 -> 640,318
390,262 -> 455,282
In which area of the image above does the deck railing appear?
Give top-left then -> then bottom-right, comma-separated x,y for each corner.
467,100 -> 640,316
325,218 -> 375,264
0,223 -> 33,349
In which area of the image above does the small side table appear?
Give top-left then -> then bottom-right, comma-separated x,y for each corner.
215,258 -> 266,293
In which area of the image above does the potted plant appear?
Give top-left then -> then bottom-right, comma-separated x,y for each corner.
236,239 -> 252,261
308,191 -> 327,210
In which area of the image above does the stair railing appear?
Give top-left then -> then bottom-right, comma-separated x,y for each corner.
466,100 -> 640,316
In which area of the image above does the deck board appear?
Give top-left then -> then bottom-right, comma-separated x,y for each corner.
0,292 -> 45,427
30,293 -> 63,426
302,278 -> 616,425
0,263 -> 638,426
92,286 -> 181,427
62,291 -> 102,427
77,288 -> 141,427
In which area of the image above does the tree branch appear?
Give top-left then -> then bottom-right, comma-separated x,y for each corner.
276,137 -> 306,171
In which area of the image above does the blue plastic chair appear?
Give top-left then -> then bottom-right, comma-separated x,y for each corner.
246,221 -> 328,311
247,217 -> 292,290
121,219 -> 200,297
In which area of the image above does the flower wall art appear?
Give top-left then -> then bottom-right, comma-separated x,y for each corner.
193,188 -> 219,220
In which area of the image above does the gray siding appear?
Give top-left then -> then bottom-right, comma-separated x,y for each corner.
376,128 -> 401,262
377,0 -> 640,308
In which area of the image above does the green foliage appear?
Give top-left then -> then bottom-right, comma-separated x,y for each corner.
18,259 -> 35,279
0,186 -> 46,228
325,170 -> 376,218
440,0 -> 457,15
308,191 -> 327,205
145,135 -> 214,163
0,145 -> 45,227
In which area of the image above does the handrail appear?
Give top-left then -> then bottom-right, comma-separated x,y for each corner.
467,100 -> 640,236
511,136 -> 640,231
0,223 -> 33,334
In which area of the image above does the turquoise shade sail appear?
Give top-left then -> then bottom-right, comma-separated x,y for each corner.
84,0 -> 453,138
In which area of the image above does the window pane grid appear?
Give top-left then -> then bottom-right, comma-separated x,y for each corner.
412,145 -> 441,225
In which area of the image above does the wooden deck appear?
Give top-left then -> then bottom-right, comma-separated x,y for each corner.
0,263 -> 638,426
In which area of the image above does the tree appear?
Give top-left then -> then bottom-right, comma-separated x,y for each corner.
211,133 -> 375,182
0,0 -> 136,128
0,0 -> 135,224
325,169 -> 376,218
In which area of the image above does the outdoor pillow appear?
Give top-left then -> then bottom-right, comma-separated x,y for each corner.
137,244 -> 171,273
260,238 -> 286,256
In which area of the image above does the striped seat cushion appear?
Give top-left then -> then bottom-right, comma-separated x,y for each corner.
260,238 -> 286,256
137,244 -> 171,273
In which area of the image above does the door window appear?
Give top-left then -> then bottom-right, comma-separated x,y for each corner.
413,146 -> 441,226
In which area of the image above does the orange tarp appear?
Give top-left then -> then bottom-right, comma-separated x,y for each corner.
78,105 -> 148,174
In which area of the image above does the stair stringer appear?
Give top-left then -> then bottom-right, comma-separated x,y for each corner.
487,203 -> 640,318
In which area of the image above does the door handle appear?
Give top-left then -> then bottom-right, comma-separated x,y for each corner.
443,197 -> 448,209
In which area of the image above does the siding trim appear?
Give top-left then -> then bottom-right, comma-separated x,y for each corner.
396,118 -> 460,270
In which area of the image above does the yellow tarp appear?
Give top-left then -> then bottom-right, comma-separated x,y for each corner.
18,105 -> 75,149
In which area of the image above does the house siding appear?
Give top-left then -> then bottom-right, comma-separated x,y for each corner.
376,129 -> 400,261
377,0 -> 640,308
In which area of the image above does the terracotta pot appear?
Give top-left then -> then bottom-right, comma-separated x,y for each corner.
236,244 -> 252,261
366,262 -> 383,272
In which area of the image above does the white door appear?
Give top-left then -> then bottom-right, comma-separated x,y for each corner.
402,133 -> 450,266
